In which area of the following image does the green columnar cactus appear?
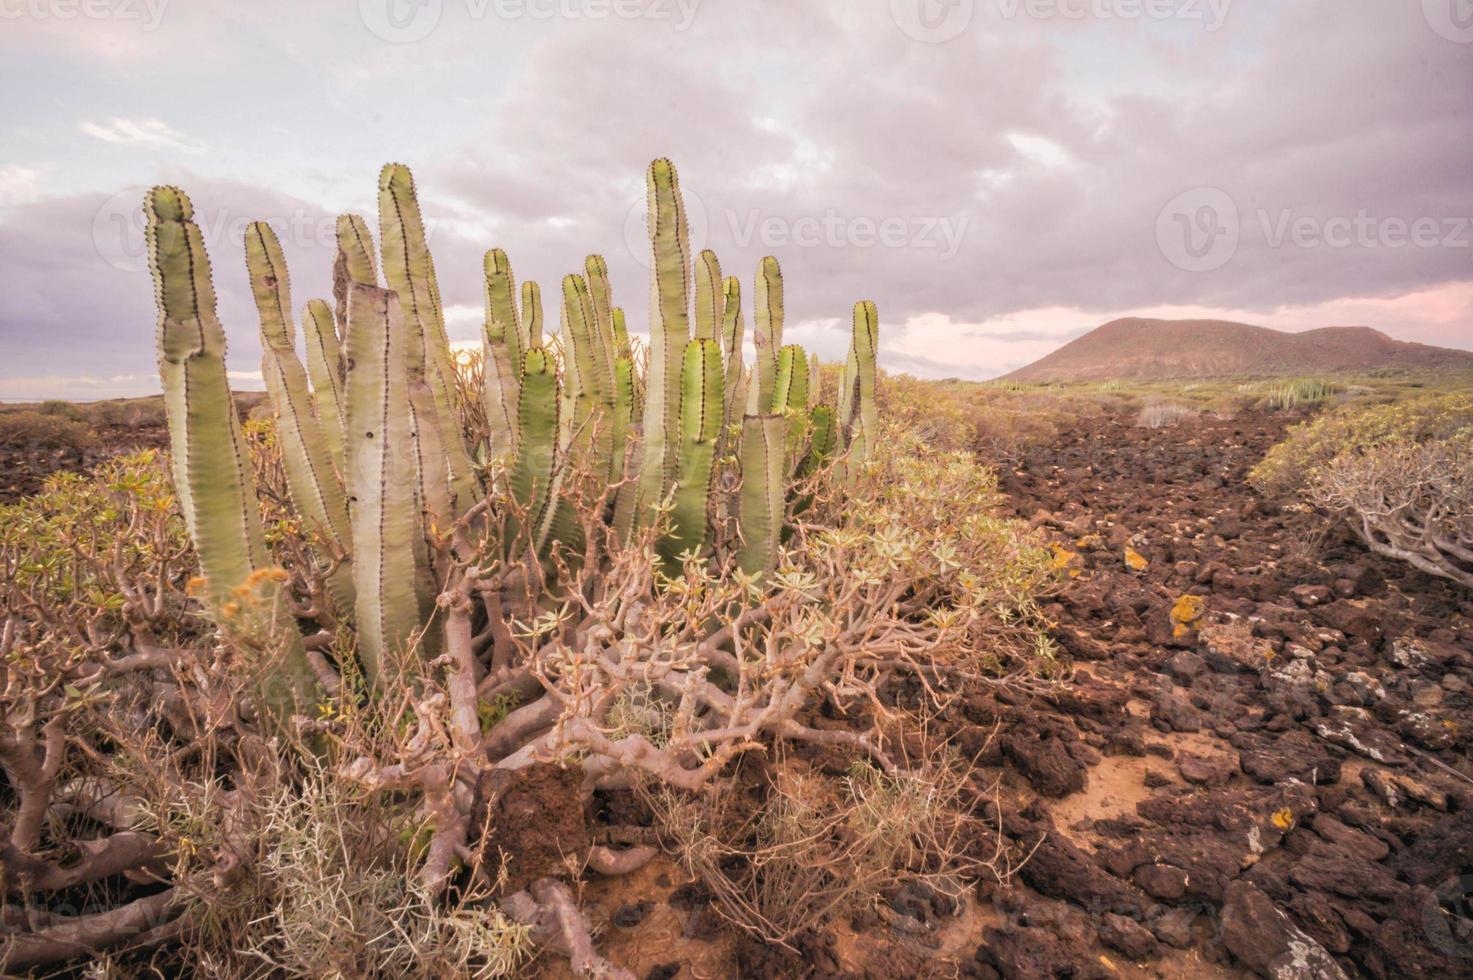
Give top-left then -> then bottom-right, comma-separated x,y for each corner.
753,256 -> 784,413
482,250 -> 524,459
841,300 -> 879,468
808,352 -> 822,409
484,248 -> 525,380
378,163 -> 479,517
342,283 -> 424,685
694,249 -> 723,343
719,276 -> 746,445
773,343 -> 811,458
611,306 -> 632,359
523,280 -> 544,349
584,255 -> 620,396
244,223 -> 356,616
659,339 -> 723,570
509,348 -> 559,552
302,299 -> 348,470
737,413 -> 786,580
637,158 -> 691,521
146,186 -> 316,723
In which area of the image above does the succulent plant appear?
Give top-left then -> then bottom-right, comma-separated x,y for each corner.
146,158 -> 881,710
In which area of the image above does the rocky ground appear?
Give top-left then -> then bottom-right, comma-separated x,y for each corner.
8,404 -> 1471,978
975,408 -> 1473,979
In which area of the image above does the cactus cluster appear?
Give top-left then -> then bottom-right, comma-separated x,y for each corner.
147,159 -> 880,713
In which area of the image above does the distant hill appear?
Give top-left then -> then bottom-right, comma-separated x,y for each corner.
1002,318 -> 1473,383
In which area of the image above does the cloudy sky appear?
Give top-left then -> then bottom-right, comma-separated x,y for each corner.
1,0 -> 1470,399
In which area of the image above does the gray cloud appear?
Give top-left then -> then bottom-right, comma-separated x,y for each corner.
1,1 -> 1470,397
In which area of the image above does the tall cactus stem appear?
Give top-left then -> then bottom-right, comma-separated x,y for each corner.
736,413 -> 786,581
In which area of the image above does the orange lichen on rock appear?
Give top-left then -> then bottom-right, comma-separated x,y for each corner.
1170,594 -> 1205,638
1124,546 -> 1149,571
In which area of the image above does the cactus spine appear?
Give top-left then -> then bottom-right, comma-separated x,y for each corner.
147,187 -> 315,723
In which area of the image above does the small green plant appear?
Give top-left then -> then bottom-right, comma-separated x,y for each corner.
1266,378 -> 1337,412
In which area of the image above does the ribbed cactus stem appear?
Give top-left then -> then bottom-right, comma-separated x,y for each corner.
509,348 -> 559,551
343,283 -> 423,685
244,223 -> 355,616
843,300 -> 879,468
484,248 -> 525,381
302,299 -> 348,470
637,158 -> 692,521
378,163 -> 479,516
719,276 -> 745,442
773,343 -> 811,458
611,306 -> 632,359
659,339 -> 722,570
754,256 -> 783,413
736,413 -> 786,580
523,280 -> 544,349
584,255 -> 620,398
694,249 -> 723,342
146,186 -> 315,723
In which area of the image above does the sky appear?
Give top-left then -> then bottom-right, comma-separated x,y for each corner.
1,0 -> 1471,399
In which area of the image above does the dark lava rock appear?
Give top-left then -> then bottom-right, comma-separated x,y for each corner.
1310,813 -> 1390,863
1150,906 -> 1198,949
1238,730 -> 1342,785
1098,911 -> 1160,961
1288,839 -> 1406,905
1001,725 -> 1088,798
1133,863 -> 1190,901
1177,750 -> 1238,785
1220,880 -> 1348,979
1017,819 -> 1148,916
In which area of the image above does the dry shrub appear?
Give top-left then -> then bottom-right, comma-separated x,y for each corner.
1254,393 -> 1473,587
1135,399 -> 1195,429
0,410 -> 94,452
0,407 -> 1060,974
651,739 -> 1010,947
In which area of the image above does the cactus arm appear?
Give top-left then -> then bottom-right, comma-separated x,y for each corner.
522,280 -> 544,349
334,214 -> 379,358
509,348 -> 559,552
378,163 -> 479,516
146,186 -> 315,721
773,343 -> 811,458
736,413 -> 786,581
808,352 -> 822,408
563,273 -> 611,408
303,299 -> 348,470
480,319 -> 520,459
847,300 -> 879,466
484,248 -> 524,382
244,223 -> 355,615
636,158 -> 692,521
659,339 -> 723,570
610,355 -> 638,537
719,276 -> 745,440
694,249 -> 723,343
753,256 -> 784,412
584,254 -> 620,399
343,284 -> 424,685
611,305 -> 632,359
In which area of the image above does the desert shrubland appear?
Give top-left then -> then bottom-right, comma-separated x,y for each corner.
1253,393 -> 1473,587
0,161 -> 1055,974
1135,399 -> 1195,429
